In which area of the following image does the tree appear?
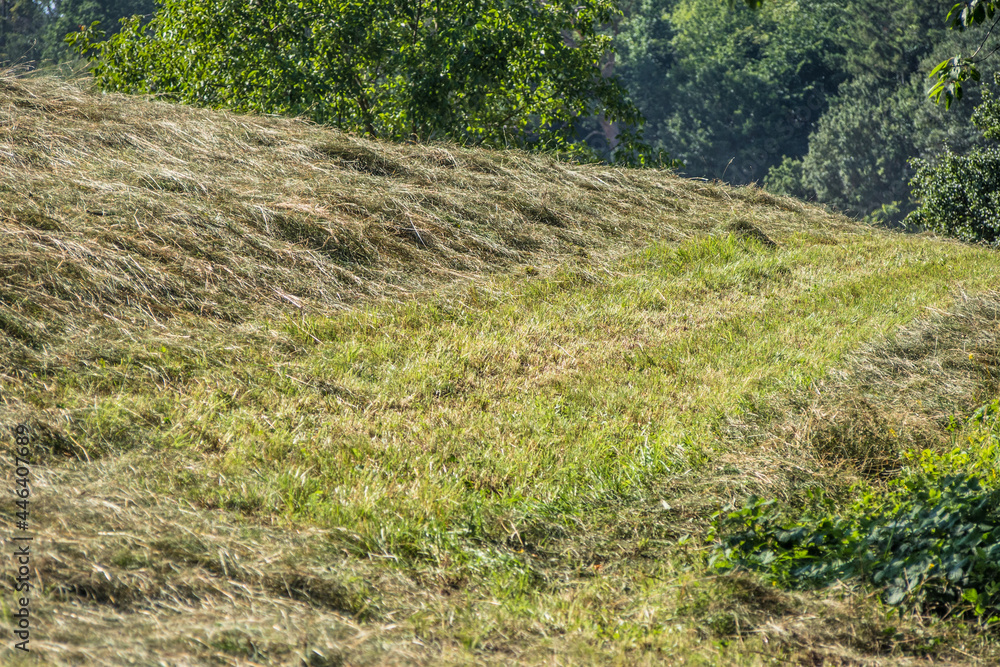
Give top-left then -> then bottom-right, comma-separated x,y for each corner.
735,0 -> 1000,108
907,78 -> 1000,243
765,22 -> 1000,223
768,76 -> 919,220
833,0 -> 944,86
73,0 -> 659,163
0,0 -> 45,66
614,0 -> 843,182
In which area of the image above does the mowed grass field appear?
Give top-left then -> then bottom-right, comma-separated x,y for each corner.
3,71 -> 1000,665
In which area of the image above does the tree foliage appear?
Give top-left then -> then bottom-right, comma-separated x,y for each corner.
929,0 -> 1000,107
72,0 -> 658,163
614,0 -> 842,182
736,0 -> 1000,109
0,0 -> 46,65
764,22 -> 1000,223
43,0 -> 155,62
833,0 -> 946,85
907,77 -> 1000,244
0,0 -> 155,67
770,76 -> 919,221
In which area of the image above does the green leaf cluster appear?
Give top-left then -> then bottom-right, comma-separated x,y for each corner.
72,0 -> 664,164
930,1 -> 1000,108
711,400 -> 1000,623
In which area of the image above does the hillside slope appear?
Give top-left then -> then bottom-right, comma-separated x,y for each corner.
3,72 -> 1000,665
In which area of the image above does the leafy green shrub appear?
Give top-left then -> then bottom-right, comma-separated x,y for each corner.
711,400 -> 1000,624
907,146 -> 1000,244
763,156 -> 811,202
906,80 -> 1000,243
70,0 -> 660,164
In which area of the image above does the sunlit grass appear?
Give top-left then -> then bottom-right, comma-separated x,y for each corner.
16,228 -> 1000,665
5,71 -> 1000,665
45,230 -> 1000,572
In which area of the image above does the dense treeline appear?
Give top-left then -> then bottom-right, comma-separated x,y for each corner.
614,0 -> 1000,223
615,0 -> 844,184
6,0 -> 1000,231
70,0 -> 654,163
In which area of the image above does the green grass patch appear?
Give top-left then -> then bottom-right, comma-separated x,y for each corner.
42,230 -> 1000,574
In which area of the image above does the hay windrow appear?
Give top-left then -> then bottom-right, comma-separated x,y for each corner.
719,291 -> 1000,501
0,70 -> 837,361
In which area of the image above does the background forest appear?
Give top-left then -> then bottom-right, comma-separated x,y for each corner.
2,0 -> 997,224
612,0 -> 1000,224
